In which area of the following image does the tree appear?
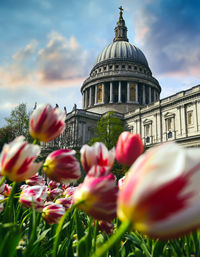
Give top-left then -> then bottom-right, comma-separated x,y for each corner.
4,103 -> 31,141
90,112 -> 124,150
0,125 -> 15,151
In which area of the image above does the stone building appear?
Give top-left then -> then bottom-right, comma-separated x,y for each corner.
46,7 -> 200,151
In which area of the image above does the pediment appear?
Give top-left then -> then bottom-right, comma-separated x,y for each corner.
164,112 -> 175,118
143,118 -> 152,124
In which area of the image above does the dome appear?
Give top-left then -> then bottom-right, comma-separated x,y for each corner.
95,41 -> 149,68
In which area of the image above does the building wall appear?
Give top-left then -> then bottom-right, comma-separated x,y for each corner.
124,85 -> 200,148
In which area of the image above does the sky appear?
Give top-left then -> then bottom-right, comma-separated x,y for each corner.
0,0 -> 200,126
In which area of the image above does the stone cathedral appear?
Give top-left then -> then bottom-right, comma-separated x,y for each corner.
45,7 -> 200,151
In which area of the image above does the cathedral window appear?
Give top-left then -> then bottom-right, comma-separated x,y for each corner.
115,65 -> 119,69
122,65 -> 125,69
104,66 -> 106,70
129,83 -> 136,101
167,118 -> 172,130
187,111 -> 193,125
145,124 -> 150,137
128,65 -> 131,69
109,65 -> 113,69
97,84 -> 103,103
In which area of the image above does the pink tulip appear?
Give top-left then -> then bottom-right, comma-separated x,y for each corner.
63,186 -> 76,198
80,142 -> 115,173
116,132 -> 143,166
2,184 -> 12,197
0,136 -> 41,182
43,149 -> 81,184
55,197 -> 72,211
26,173 -> 46,186
48,180 -> 60,190
73,173 -> 118,221
29,104 -> 66,142
20,185 -> 48,212
42,203 -> 65,224
47,188 -> 63,201
118,142 -> 200,239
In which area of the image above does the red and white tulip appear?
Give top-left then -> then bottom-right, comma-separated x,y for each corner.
118,142 -> 200,239
42,203 -> 65,224
20,185 -> 48,212
43,149 -> 81,184
116,132 -> 143,166
73,173 -> 118,221
55,197 -> 72,211
80,142 -> 115,173
26,173 -> 46,186
0,136 -> 41,182
29,104 -> 66,142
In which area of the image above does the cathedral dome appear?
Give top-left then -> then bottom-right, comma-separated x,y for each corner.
95,41 -> 149,68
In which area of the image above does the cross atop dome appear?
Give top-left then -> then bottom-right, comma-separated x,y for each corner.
114,6 -> 128,42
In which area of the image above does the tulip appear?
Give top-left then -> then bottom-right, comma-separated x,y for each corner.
73,173 -> 118,221
29,104 -> 66,142
116,132 -> 143,166
80,142 -> 115,173
0,195 -> 4,213
26,173 -> 46,186
55,197 -> 72,211
42,203 -> 65,224
97,220 -> 113,235
2,184 -> 12,197
47,188 -> 63,201
0,136 -> 41,182
118,176 -> 126,190
87,165 -> 111,177
0,175 -> 5,193
117,142 -> 200,239
48,180 -> 60,190
43,149 -> 81,184
20,185 -> 48,212
63,186 -> 76,198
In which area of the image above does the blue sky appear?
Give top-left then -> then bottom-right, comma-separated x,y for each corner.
0,0 -> 200,126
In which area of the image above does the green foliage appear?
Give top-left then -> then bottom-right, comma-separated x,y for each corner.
90,112 -> 123,150
0,125 -> 15,151
4,103 -> 31,141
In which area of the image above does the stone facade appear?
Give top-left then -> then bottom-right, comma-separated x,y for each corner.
46,8 -> 200,151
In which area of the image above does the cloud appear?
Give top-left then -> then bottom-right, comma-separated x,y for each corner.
128,0 -> 200,77
0,31 -> 93,88
37,31 -> 93,86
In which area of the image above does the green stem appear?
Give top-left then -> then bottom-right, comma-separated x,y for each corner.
90,220 -> 131,257
52,200 -> 84,257
0,175 -> 6,187
33,139 -> 38,144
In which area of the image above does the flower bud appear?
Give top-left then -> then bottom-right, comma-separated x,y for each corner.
47,188 -> 63,201
42,203 -> 65,224
116,132 -> 143,166
43,149 -> 81,184
73,173 -> 118,221
29,104 -> 66,142
0,136 -> 41,182
118,142 -> 200,239
80,142 -> 115,173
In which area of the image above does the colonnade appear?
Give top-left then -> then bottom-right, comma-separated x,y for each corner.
82,81 -> 158,109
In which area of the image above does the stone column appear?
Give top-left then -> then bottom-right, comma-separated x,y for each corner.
85,90 -> 88,108
136,83 -> 138,103
195,101 -> 199,131
127,82 -> 130,102
109,82 -> 113,103
118,81 -> 122,103
95,85 -> 97,105
143,85 -> 146,104
149,87 -> 152,104
102,83 -> 105,103
89,87 -> 92,107
82,91 -> 85,109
